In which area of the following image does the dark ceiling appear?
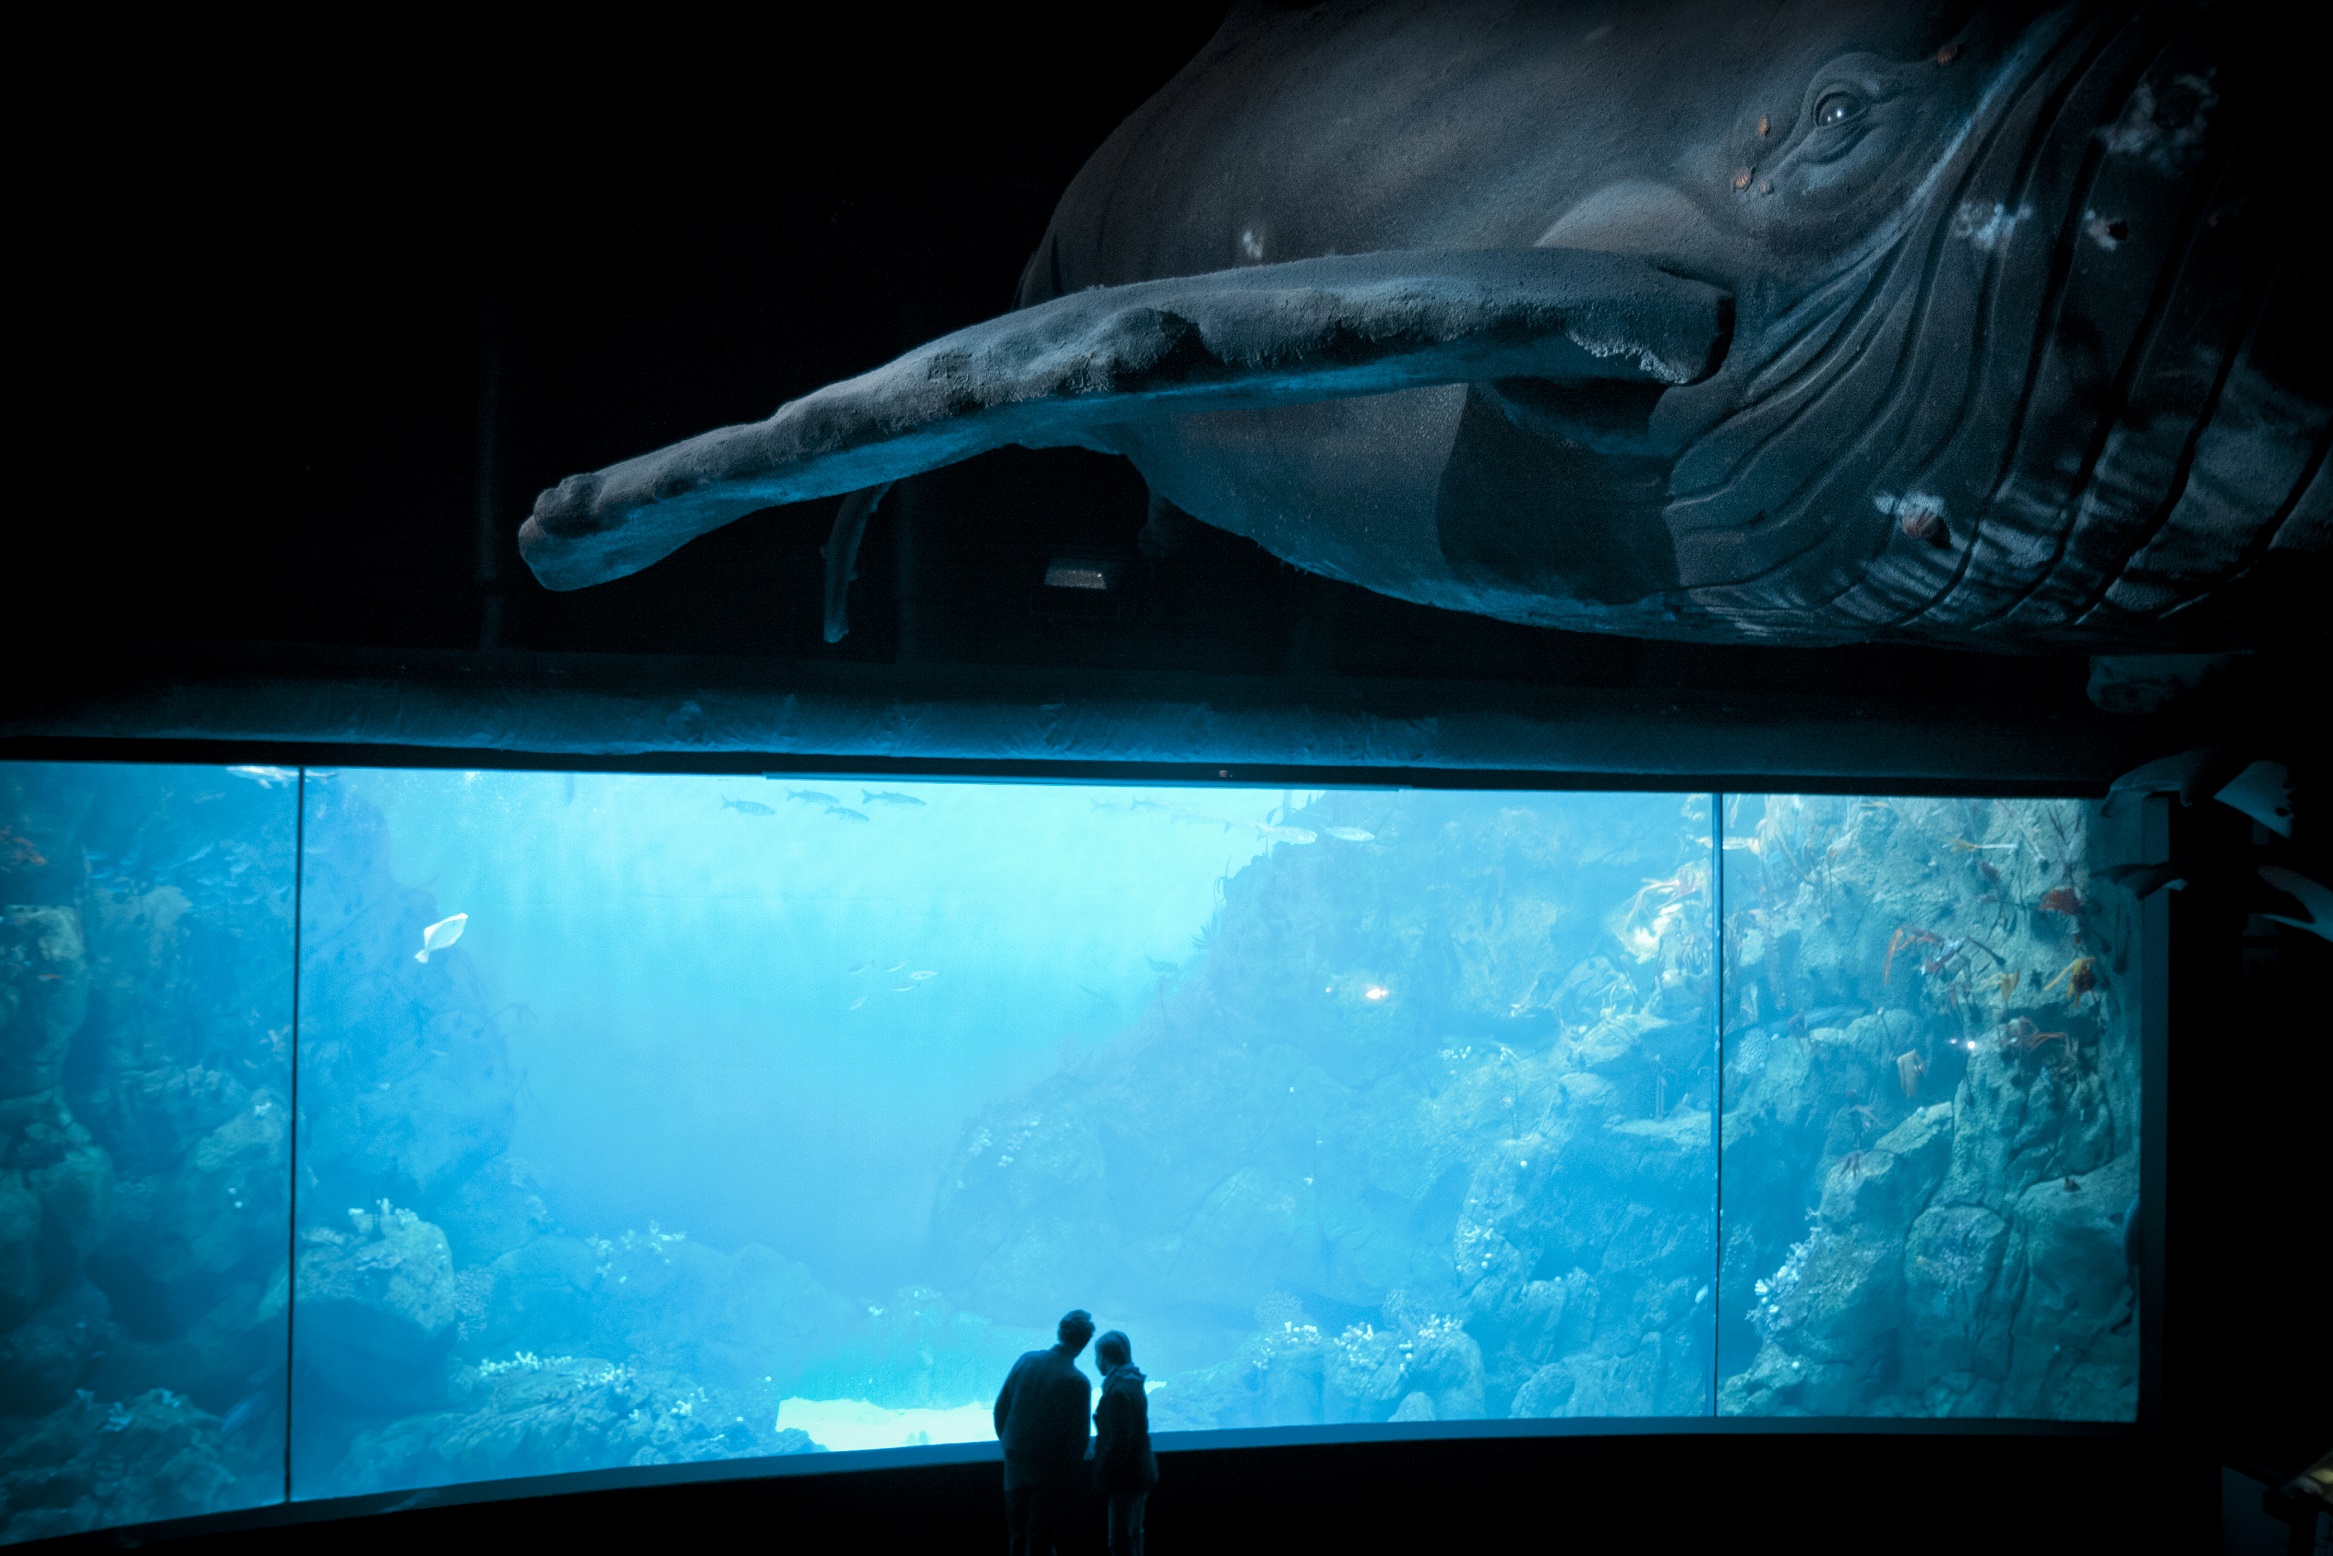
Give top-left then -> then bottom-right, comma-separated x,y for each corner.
54,10 -> 1218,654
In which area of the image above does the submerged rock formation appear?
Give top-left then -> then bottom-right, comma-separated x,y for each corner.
1,765 -> 295,1539
1715,796 -> 2140,1417
929,792 -> 1725,1425
926,790 -> 2139,1426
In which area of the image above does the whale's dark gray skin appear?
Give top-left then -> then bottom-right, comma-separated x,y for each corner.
520,1 -> 2327,651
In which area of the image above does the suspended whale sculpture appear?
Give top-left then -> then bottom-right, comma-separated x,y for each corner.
520,1 -> 2324,651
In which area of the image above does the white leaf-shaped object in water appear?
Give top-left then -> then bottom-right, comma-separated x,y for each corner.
415,913 -> 468,963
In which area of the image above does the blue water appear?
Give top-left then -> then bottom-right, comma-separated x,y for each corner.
0,764 -> 2139,1539
345,773 -> 1307,1291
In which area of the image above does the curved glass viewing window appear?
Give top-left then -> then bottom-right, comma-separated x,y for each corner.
1,764 -> 2146,1539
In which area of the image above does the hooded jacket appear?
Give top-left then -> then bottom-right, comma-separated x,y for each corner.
1091,1364 -> 1158,1493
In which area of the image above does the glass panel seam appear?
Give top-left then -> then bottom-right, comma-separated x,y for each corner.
283,768 -> 305,1507
1709,790 -> 1723,1420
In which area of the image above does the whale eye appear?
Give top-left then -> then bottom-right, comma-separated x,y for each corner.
1814,91 -> 1864,128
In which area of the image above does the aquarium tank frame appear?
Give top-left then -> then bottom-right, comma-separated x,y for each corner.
0,724 -> 2170,1545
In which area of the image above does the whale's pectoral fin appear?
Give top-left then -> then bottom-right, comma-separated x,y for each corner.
819,482 -> 892,644
518,249 -> 1731,591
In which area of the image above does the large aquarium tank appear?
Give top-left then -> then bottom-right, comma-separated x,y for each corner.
1,762 -> 2145,1539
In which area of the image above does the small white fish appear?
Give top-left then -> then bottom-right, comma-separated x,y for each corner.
909,970 -> 938,981
888,961 -> 909,973
414,913 -> 467,963
848,996 -> 868,1011
227,765 -> 297,788
1321,826 -> 1375,843
892,984 -> 916,993
846,962 -> 871,975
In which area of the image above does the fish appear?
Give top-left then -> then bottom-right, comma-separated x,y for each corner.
414,913 -> 467,963
1119,797 -> 1288,836
861,790 -> 926,807
846,962 -> 871,975
1948,839 -> 2016,852
722,797 -> 776,816
785,789 -> 839,806
892,984 -> 917,993
909,970 -> 938,981
226,765 -> 296,788
1321,827 -> 1376,843
1895,1049 -> 1925,1099
218,1390 -> 270,1437
848,996 -> 868,1011
888,961 -> 908,972
825,807 -> 871,823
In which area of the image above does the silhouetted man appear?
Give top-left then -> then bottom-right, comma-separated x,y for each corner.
994,1309 -> 1095,1556
1091,1330 -> 1158,1556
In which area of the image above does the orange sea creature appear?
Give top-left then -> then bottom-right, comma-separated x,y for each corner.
2044,955 -> 2097,1000
2038,886 -> 2081,917
1896,1049 -> 1926,1099
1996,1016 -> 2070,1055
1883,925 -> 1941,986
0,828 -> 46,870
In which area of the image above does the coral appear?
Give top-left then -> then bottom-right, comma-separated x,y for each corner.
0,1388 -> 258,1541
322,1356 -> 820,1495
1715,796 -> 2139,1420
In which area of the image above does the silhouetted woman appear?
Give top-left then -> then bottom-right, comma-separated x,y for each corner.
1090,1330 -> 1158,1556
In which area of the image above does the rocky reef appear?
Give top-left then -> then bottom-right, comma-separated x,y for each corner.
280,776 -> 1022,1495
2,764 -> 296,1540
1714,796 -> 2141,1418
925,789 -> 2138,1427
928,792 -> 1724,1425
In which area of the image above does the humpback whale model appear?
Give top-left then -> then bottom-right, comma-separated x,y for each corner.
520,1 -> 2324,652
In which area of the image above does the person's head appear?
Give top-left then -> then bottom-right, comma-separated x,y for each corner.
1057,1310 -> 1095,1355
1095,1330 -> 1132,1371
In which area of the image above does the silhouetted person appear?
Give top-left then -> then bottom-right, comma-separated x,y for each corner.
994,1309 -> 1095,1556
1091,1330 -> 1158,1556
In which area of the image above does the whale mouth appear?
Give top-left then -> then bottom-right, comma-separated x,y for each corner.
1537,180 -> 1733,276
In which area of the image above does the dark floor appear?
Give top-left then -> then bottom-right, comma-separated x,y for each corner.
30,1429 -> 2216,1554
